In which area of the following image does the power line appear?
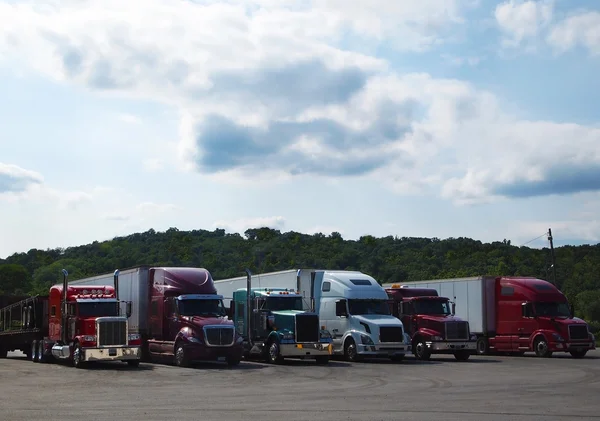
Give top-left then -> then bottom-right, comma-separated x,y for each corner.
519,232 -> 549,247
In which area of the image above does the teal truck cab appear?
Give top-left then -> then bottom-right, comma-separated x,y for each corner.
230,271 -> 333,364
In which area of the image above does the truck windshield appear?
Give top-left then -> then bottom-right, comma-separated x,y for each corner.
348,299 -> 390,315
78,302 -> 119,317
413,300 -> 451,315
534,302 -> 570,318
178,299 -> 226,317
265,297 -> 303,311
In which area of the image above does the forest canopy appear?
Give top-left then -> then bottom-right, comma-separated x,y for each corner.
1,227 -> 599,331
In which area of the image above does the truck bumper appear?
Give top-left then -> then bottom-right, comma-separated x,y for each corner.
280,342 -> 333,358
357,343 -> 408,357
428,341 -> 477,353
186,342 -> 244,362
83,346 -> 141,362
551,342 -> 596,352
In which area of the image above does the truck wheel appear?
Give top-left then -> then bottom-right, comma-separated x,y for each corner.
266,340 -> 283,364
476,337 -> 488,355
72,343 -> 86,368
454,350 -> 471,361
413,339 -> 431,361
570,349 -> 588,358
534,337 -> 552,358
37,341 -> 47,363
31,341 -> 39,363
174,342 -> 191,368
344,338 -> 361,362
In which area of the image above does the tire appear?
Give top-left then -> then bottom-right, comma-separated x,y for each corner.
344,338 -> 361,362
266,340 -> 284,364
314,356 -> 329,365
0,348 -> 7,358
476,337 -> 488,355
570,349 -> 588,358
226,356 -> 241,367
72,343 -> 86,368
31,340 -> 39,363
127,360 -> 141,367
412,338 -> 431,361
174,342 -> 191,367
37,341 -> 47,363
534,336 -> 552,358
454,350 -> 471,361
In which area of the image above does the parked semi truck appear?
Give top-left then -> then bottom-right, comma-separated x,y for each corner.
0,269 -> 141,368
215,269 -> 411,362
398,276 -> 595,358
383,283 -> 477,361
69,266 -> 244,367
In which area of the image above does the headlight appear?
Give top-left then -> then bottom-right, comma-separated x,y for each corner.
470,334 -> 477,341
188,337 -> 202,344
432,335 -> 443,341
360,334 -> 374,345
552,333 -> 564,342
128,333 -> 141,341
82,335 -> 96,342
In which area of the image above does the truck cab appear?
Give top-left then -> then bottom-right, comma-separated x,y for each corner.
147,267 -> 244,367
312,271 -> 411,362
385,285 -> 476,361
491,277 -> 595,358
47,281 -> 141,368
232,287 -> 333,364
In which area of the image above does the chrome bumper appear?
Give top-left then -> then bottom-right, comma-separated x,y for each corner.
428,341 -> 477,351
83,346 -> 141,362
280,343 -> 333,358
357,343 -> 408,356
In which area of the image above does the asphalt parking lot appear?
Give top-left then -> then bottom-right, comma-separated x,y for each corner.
1,350 -> 599,421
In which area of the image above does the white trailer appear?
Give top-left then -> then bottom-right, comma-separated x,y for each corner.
382,276 -> 496,337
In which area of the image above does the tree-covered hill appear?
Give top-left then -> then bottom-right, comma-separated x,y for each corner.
1,227 -> 599,331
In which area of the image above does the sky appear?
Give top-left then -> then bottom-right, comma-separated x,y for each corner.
1,0 -> 600,258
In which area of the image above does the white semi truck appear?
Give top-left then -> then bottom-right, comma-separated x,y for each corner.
215,269 -> 411,362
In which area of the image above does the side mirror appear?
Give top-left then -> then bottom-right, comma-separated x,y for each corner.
126,302 -> 132,318
451,302 -> 456,316
570,304 -> 575,318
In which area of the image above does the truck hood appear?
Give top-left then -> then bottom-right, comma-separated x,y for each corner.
419,314 -> 464,323
353,314 -> 402,326
271,310 -> 304,332
180,315 -> 233,329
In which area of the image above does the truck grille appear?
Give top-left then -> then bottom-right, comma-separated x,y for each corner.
295,313 -> 320,343
97,320 -> 127,346
568,325 -> 589,340
445,321 -> 469,340
204,327 -> 235,346
380,326 -> 404,342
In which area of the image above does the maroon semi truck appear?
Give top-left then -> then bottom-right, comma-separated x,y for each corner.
393,276 -> 595,358
384,284 -> 477,361
69,266 -> 244,367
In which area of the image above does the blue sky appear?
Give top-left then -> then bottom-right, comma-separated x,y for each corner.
1,0 -> 599,258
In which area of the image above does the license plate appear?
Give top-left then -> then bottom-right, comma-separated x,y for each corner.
217,356 -> 226,362
109,349 -> 117,356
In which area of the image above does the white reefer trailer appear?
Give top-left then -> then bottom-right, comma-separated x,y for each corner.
215,269 -> 411,362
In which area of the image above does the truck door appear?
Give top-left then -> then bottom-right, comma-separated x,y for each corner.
398,301 -> 416,336
164,298 -> 180,341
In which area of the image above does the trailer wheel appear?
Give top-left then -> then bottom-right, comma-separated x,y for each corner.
31,341 -> 39,363
37,341 -> 46,363
533,336 -> 552,358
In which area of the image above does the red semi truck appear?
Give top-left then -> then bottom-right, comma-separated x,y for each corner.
384,284 -> 477,361
396,276 -> 595,358
0,269 -> 142,368
69,266 -> 244,367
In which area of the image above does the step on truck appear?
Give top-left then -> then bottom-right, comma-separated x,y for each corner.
383,283 -> 477,361
217,269 -> 333,364
69,266 -> 244,367
0,269 -> 142,368
215,269 -> 411,362
398,276 -> 595,358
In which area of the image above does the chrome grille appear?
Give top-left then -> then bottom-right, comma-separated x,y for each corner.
445,321 -> 469,340
568,325 -> 589,340
204,326 -> 235,346
379,326 -> 404,342
97,319 -> 127,346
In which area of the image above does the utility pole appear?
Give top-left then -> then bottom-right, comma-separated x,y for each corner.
547,228 -> 557,285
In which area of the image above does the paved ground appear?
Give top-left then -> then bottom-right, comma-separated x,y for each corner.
1,350 -> 599,421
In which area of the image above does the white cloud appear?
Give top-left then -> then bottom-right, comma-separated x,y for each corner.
547,11 -> 600,55
495,0 -> 554,48
0,163 -> 43,194
102,201 -> 180,222
117,113 -> 142,124
212,216 -> 286,234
